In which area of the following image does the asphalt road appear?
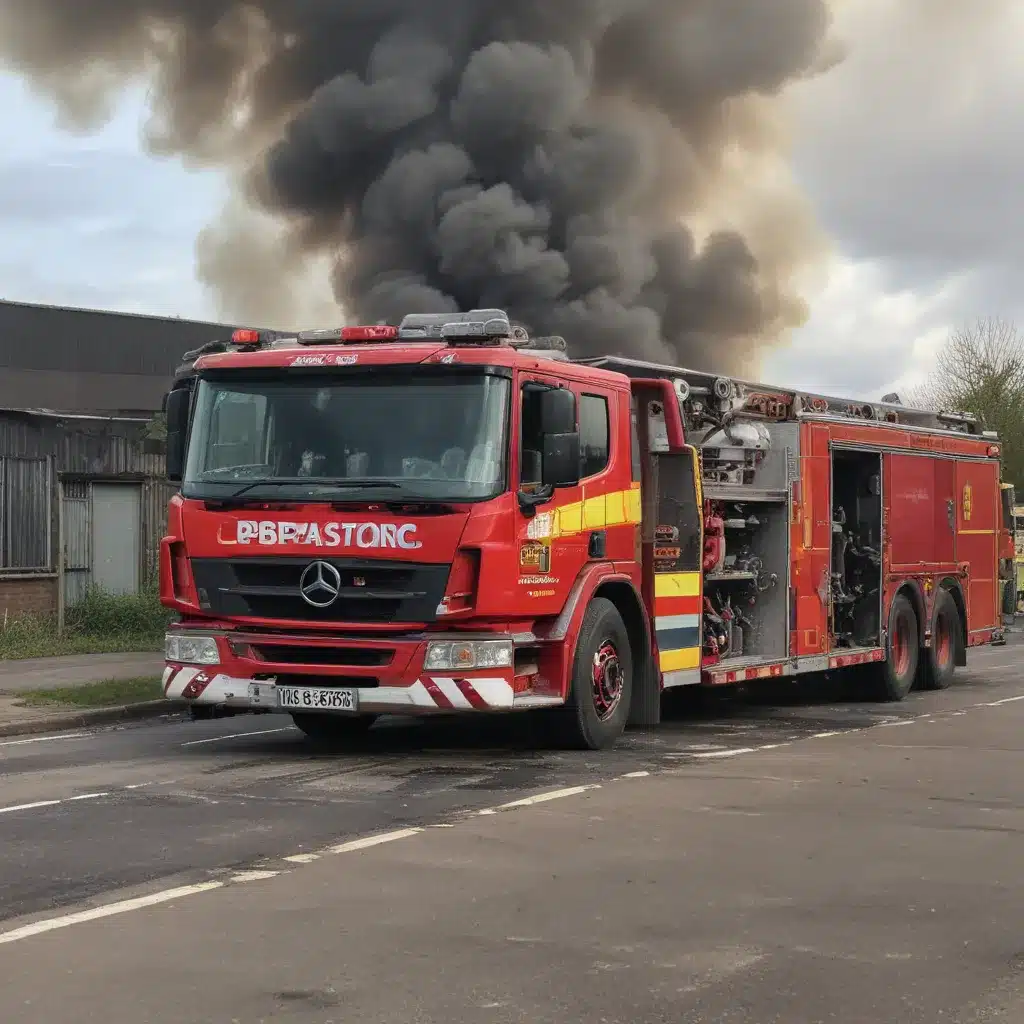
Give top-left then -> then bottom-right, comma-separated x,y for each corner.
0,640 -> 1022,1021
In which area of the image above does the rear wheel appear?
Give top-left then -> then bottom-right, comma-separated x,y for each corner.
918,589 -> 959,691
291,712 -> 377,744
873,593 -> 919,701
551,597 -> 633,750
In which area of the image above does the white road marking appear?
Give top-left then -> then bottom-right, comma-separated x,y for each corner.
0,732 -> 92,749
694,748 -> 756,759
0,882 -> 224,945
979,694 -> 1024,706
1,678 -> 1023,947
327,828 -> 423,854
479,782 -> 598,815
0,791 -> 108,816
230,871 -> 279,883
0,800 -> 60,815
181,727 -> 294,747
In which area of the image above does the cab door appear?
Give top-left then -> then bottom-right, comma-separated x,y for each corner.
512,372 -> 586,617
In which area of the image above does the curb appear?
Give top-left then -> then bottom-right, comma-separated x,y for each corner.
0,699 -> 187,739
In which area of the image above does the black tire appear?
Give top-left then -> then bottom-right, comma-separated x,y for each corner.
551,597 -> 633,750
872,593 -> 919,702
918,589 -> 959,691
290,712 -> 377,744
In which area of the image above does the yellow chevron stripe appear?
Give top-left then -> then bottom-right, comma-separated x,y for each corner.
654,571 -> 702,598
659,647 -> 701,672
550,484 -> 641,538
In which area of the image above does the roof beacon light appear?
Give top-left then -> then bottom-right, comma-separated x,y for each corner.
231,329 -> 261,345
341,325 -> 398,342
296,325 -> 398,345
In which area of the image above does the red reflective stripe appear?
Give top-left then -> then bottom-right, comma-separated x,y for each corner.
453,679 -> 488,709
421,678 -> 453,708
654,595 -> 701,616
163,668 -> 179,695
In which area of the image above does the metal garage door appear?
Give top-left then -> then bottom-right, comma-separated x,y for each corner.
91,484 -> 141,594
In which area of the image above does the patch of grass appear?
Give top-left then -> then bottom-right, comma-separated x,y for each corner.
17,676 -> 163,708
0,582 -> 175,661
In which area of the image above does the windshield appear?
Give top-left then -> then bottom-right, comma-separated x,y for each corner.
182,370 -> 510,502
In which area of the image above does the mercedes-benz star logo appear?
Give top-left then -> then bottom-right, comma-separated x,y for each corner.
298,560 -> 342,608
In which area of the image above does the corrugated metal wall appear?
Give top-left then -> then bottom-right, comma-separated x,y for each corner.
142,478 -> 177,583
61,479 -> 92,607
3,456 -> 51,570
0,414 -> 165,476
0,412 -> 174,606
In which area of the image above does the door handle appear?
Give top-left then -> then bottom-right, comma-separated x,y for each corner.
588,531 -> 607,559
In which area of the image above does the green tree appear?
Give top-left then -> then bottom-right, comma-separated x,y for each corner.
907,317 -> 1024,487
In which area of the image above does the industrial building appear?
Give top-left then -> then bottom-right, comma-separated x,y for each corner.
0,299 -> 233,619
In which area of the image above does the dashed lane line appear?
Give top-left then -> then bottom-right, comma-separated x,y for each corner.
0,684 -> 1022,946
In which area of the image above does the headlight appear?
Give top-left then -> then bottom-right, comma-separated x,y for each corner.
165,633 -> 220,665
423,639 -> 513,672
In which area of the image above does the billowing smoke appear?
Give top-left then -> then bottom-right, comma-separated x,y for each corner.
0,1 -> 837,370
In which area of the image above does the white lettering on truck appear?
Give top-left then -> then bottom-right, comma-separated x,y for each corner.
235,520 -> 421,549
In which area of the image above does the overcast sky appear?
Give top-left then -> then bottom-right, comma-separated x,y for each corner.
0,0 -> 1019,400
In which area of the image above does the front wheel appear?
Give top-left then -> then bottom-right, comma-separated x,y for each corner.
552,597 -> 633,750
291,712 -> 377,745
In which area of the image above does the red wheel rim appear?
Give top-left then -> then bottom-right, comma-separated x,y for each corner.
935,612 -> 952,667
892,612 -> 912,676
592,640 -> 623,721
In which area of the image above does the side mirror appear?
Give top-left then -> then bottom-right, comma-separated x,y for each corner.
542,432 -> 580,488
538,387 -> 576,434
165,388 -> 190,483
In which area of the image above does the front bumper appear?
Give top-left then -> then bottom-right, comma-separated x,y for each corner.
160,626 -> 554,714
162,664 -> 519,713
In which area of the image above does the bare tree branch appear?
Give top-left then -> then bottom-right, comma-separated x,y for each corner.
914,317 -> 1024,485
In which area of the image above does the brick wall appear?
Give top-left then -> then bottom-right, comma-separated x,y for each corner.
0,575 -> 57,620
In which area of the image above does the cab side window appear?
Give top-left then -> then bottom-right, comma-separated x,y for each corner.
579,394 -> 610,479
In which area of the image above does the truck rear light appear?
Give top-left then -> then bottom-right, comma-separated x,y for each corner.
424,639 -> 513,671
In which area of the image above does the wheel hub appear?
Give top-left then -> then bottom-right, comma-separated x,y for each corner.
592,640 -> 623,720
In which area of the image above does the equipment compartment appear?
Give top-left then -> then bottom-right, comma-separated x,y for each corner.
702,502 -> 788,663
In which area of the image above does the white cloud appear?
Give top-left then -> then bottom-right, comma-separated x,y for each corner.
0,73 -> 229,318
763,255 -> 969,397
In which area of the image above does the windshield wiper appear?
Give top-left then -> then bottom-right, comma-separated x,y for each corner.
203,476 -> 406,506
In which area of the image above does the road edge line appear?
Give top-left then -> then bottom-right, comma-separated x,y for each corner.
0,700 -> 186,739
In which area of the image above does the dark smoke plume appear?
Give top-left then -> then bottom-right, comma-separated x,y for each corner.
0,0 -> 836,370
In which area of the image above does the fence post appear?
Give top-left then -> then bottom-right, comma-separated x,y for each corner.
56,474 -> 65,634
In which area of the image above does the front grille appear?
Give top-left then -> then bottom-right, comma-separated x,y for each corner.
250,644 -> 393,667
191,557 -> 449,625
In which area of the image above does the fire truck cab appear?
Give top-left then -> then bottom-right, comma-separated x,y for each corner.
159,309 -> 1007,749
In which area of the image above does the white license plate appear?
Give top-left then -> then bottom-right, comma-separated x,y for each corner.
276,686 -> 359,711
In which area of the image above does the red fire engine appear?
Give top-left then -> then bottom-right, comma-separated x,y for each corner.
159,309 -> 1009,749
